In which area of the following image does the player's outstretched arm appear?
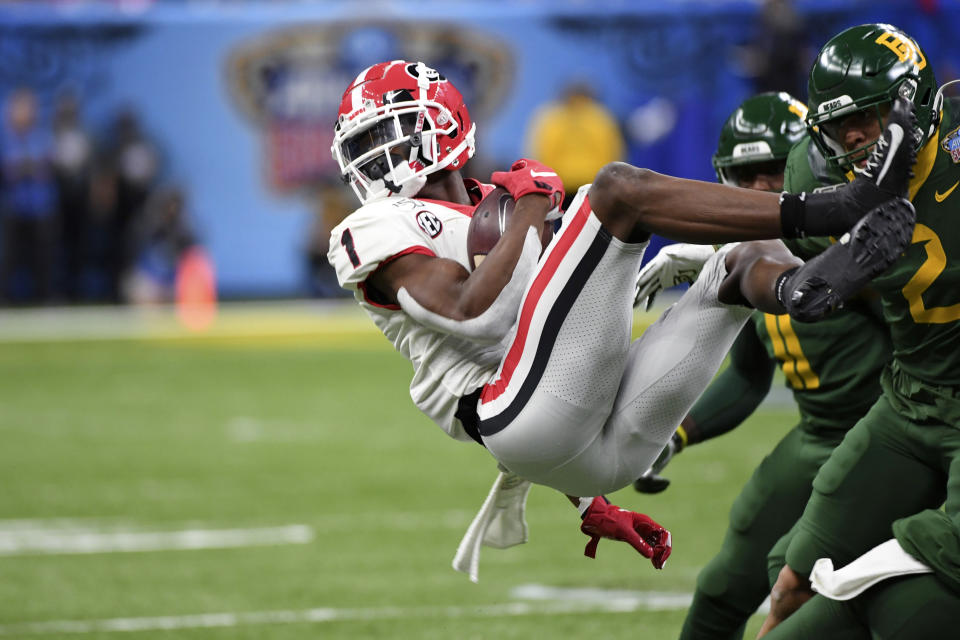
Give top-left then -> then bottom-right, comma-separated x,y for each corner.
586,97 -> 917,246
589,164 -> 784,244
780,96 -> 918,238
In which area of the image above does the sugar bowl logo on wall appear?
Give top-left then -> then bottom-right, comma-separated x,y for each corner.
226,22 -> 512,194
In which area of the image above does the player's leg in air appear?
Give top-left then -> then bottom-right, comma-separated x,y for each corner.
478,93 -> 911,495
478,90 -> 918,497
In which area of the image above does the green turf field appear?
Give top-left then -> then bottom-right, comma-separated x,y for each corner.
0,303 -> 797,639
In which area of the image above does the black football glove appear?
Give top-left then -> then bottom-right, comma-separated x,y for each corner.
777,198 -> 916,322
633,431 -> 685,494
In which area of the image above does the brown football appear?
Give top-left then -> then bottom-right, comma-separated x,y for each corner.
466,186 -> 554,270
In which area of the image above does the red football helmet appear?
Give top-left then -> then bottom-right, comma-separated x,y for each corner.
332,60 -> 476,204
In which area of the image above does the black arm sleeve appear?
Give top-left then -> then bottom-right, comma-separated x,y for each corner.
684,323 -> 775,445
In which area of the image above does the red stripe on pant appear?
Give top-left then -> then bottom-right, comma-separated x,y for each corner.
480,194 -> 594,405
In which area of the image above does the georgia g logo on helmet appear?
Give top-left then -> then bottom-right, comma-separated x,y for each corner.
404,62 -> 447,85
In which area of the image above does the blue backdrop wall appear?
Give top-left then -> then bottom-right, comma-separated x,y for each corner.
0,0 -> 954,297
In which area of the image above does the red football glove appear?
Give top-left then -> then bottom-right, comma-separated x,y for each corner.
580,497 -> 672,569
490,159 -> 565,213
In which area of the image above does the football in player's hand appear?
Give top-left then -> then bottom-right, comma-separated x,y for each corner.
466,186 -> 554,270
467,187 -> 514,270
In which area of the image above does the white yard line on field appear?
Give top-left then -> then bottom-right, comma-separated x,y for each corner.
0,524 -> 313,556
0,587 -> 694,636
0,510 -> 478,545
511,583 -> 693,609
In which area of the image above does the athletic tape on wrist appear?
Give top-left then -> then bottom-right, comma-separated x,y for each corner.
779,192 -> 807,239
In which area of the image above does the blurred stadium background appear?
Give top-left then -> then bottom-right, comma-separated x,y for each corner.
0,0 -> 954,638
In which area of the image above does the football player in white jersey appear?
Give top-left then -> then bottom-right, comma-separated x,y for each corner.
327,60 -> 917,569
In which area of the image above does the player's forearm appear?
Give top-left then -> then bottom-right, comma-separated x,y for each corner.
455,194 -> 548,317
591,164 -> 783,243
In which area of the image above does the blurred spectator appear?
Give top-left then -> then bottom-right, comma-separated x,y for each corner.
738,0 -> 809,99
122,185 -> 197,305
0,87 -> 59,304
108,108 -> 160,289
82,150 -> 121,301
51,89 -> 93,302
525,82 -> 625,209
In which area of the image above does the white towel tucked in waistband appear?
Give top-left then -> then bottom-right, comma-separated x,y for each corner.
810,538 -> 932,601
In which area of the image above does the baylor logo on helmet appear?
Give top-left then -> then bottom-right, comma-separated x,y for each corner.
875,31 -> 927,71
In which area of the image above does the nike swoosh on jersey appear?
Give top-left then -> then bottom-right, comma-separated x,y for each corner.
529,170 -> 558,177
935,181 -> 959,203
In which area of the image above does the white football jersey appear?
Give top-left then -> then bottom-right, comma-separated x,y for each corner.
328,189 -> 508,442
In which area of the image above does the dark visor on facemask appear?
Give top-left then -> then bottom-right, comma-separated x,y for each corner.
342,113 -> 422,163
342,119 -> 401,163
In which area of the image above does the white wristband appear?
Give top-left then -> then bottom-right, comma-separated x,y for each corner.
577,497 -> 595,517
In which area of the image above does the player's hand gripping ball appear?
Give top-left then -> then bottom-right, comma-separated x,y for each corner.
491,158 -> 565,222
467,186 -> 555,270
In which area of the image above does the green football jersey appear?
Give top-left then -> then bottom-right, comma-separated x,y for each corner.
761,133 -> 890,430
869,98 -> 960,384
751,307 -> 890,431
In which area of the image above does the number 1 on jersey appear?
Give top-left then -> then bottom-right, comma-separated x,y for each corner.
341,228 -> 361,268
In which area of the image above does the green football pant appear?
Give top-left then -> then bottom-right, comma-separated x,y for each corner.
760,574 -> 960,639
781,394 -> 960,577
678,425 -> 845,640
